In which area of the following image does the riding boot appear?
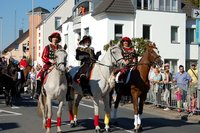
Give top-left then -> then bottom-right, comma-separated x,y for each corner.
80,75 -> 91,96
33,80 -> 42,100
115,82 -> 123,94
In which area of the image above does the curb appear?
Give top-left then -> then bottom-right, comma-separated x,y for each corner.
120,103 -> 200,123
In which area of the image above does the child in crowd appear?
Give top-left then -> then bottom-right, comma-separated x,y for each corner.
174,87 -> 182,112
189,93 -> 197,115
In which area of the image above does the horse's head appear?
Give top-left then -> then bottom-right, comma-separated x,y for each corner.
107,44 -> 124,69
146,43 -> 163,67
54,49 -> 68,72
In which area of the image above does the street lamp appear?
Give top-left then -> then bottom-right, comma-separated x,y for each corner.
0,17 -> 3,57
32,0 -> 34,65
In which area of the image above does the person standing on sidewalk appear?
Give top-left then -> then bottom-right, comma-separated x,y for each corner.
187,63 -> 198,95
163,63 -> 172,111
173,65 -> 192,107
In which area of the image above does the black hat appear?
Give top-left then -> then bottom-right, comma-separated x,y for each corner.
48,32 -> 61,43
79,35 -> 91,45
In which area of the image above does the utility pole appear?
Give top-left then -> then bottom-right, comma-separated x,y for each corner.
0,17 -> 2,57
32,0 -> 34,66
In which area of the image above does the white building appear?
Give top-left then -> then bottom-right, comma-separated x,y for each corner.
36,0 -> 74,65
35,0 -> 198,73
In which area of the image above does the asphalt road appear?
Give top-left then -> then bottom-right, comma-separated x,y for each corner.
0,94 -> 200,133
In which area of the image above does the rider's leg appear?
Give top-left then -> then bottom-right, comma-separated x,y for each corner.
33,69 -> 44,99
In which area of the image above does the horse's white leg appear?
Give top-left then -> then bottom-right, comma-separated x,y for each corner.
93,97 -> 100,132
67,88 -> 75,127
103,94 -> 111,132
39,95 -> 46,129
46,96 -> 52,133
132,93 -> 139,131
67,99 -> 74,125
73,94 -> 83,126
56,100 -> 64,133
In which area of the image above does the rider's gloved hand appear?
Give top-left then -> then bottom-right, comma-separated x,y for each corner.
49,59 -> 55,64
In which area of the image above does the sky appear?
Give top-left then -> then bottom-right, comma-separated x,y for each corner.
0,0 -> 64,51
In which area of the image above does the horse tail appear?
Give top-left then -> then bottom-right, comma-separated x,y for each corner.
37,94 -> 46,118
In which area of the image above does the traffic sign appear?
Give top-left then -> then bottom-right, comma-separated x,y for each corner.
192,9 -> 200,19
196,19 -> 200,44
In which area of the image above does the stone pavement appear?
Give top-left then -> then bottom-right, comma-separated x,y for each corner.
120,102 -> 200,123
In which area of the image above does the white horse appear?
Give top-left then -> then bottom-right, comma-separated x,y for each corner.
68,44 -> 124,132
38,49 -> 68,133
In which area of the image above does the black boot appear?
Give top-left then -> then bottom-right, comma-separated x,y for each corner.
33,80 -> 41,100
115,82 -> 123,94
80,75 -> 91,96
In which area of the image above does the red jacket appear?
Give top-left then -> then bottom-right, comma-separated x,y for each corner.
41,44 -> 62,69
19,59 -> 28,68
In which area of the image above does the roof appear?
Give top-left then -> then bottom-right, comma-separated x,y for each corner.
181,0 -> 198,18
92,0 -> 135,16
3,30 -> 29,52
28,7 -> 50,14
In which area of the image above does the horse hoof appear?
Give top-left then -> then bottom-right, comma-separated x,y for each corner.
74,120 -> 78,127
105,128 -> 112,132
57,131 -> 62,133
138,126 -> 143,132
133,129 -> 137,133
133,128 -> 143,133
95,126 -> 102,133
70,123 -> 75,128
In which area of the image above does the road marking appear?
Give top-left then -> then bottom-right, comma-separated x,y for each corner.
11,106 -> 20,109
0,109 -> 22,116
80,102 -> 94,109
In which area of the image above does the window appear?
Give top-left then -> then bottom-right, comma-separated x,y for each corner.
144,0 -> 148,9
38,33 -> 40,37
137,0 -> 142,9
186,28 -> 196,44
84,27 -> 89,35
55,17 -> 61,29
171,26 -> 179,43
159,0 -> 165,11
143,25 -> 151,40
114,24 -> 123,40
38,39 -> 41,44
75,0 -> 80,5
172,0 -> 178,11
166,0 -> 170,11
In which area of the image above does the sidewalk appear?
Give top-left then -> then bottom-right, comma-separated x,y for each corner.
120,103 -> 200,123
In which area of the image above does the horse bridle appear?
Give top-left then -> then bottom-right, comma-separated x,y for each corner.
110,46 -> 123,67
137,49 -> 161,67
54,50 -> 67,70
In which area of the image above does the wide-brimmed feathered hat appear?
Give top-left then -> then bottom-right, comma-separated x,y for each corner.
48,32 -> 61,43
79,35 -> 91,45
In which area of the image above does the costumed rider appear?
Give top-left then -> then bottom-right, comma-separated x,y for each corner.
74,35 -> 101,96
19,56 -> 28,70
115,37 -> 138,93
33,32 -> 62,99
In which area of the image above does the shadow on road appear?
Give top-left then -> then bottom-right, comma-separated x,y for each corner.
0,123 -> 20,131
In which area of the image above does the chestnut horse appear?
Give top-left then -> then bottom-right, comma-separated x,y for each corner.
111,43 -> 163,132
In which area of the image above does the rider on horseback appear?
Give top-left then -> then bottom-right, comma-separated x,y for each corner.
34,32 -> 62,99
115,37 -> 138,92
74,35 -> 101,96
19,56 -> 28,70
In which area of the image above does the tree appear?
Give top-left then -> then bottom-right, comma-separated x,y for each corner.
103,38 -> 152,57
186,0 -> 199,7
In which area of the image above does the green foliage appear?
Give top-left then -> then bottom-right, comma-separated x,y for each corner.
103,38 -> 152,57
186,0 -> 199,6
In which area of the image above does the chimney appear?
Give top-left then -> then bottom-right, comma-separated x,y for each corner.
19,29 -> 23,37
